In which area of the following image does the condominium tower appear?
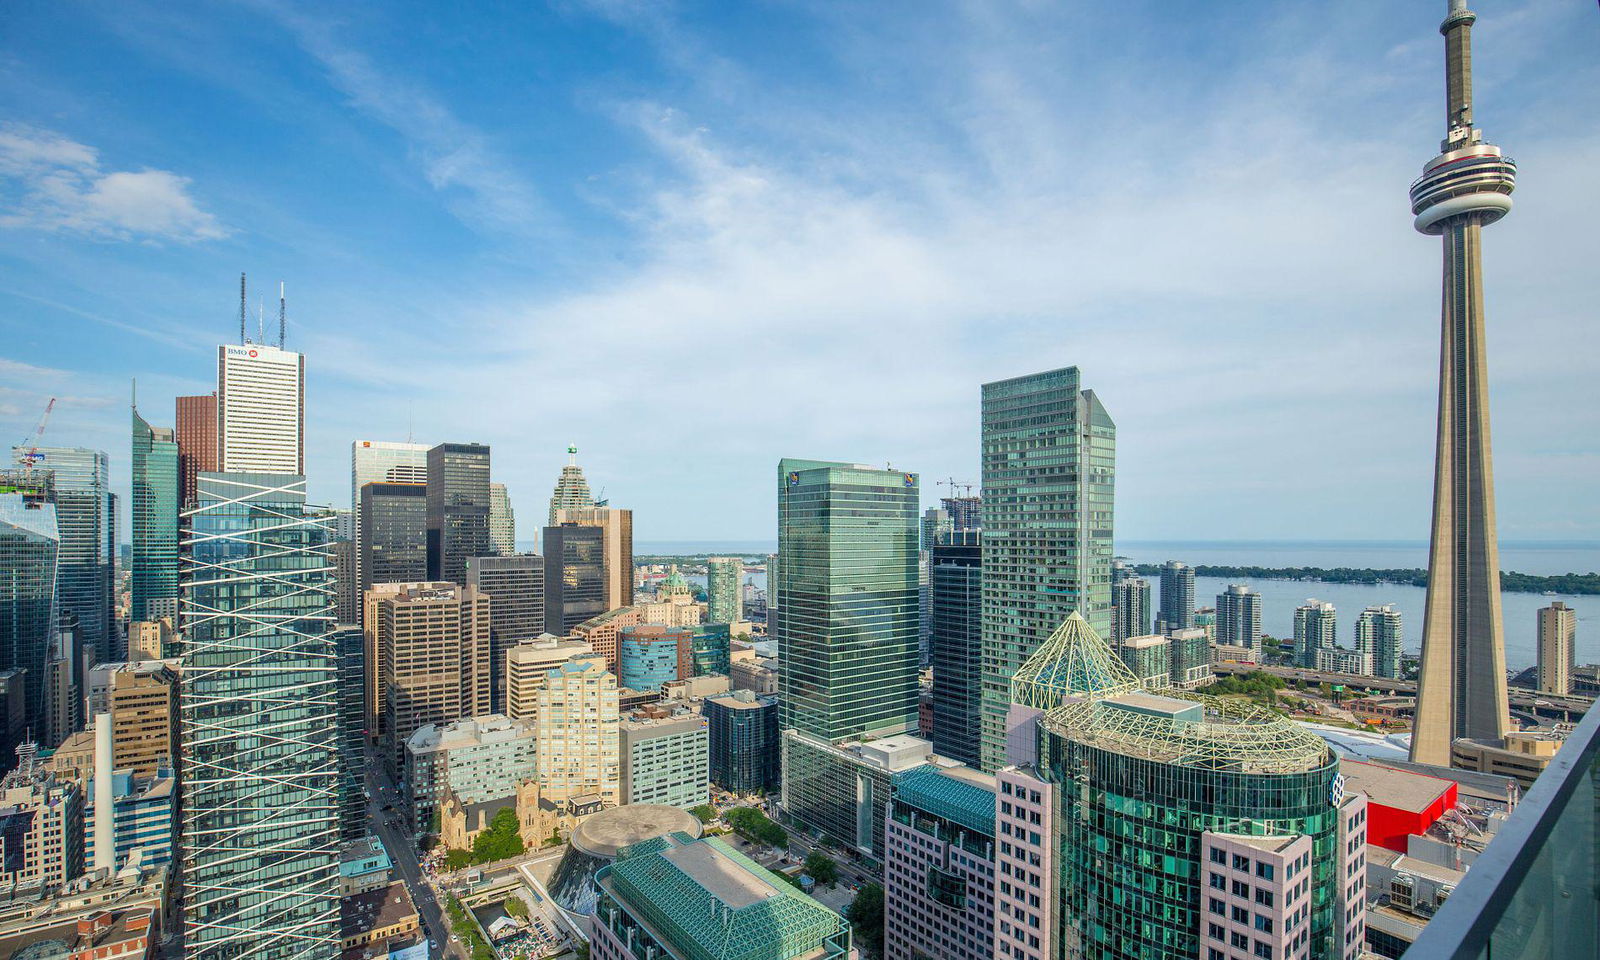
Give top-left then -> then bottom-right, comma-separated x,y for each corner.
1158,560 -> 1196,632
1296,600 -> 1338,668
1356,604 -> 1405,680
1111,576 -> 1150,646
1536,602 -> 1576,696
1215,584 -> 1263,649
706,556 -> 742,625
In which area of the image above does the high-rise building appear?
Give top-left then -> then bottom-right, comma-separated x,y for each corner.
1158,560 -> 1196,632
884,765 -> 996,960
130,402 -> 179,623
777,459 -> 919,743
357,481 -> 428,602
332,538 -> 358,625
1295,600 -> 1338,668
466,554 -> 545,711
704,690 -> 778,796
554,506 -> 634,609
351,439 -> 429,587
0,471 -> 60,747
686,622 -> 731,678
504,635 -> 598,722
174,393 -> 218,509
84,660 -> 178,779
547,444 -> 595,526
1167,627 -> 1213,688
488,482 -> 516,555
330,624 -> 365,843
1408,0 -> 1517,767
544,524 -> 608,633
1356,604 -> 1405,680
425,442 -> 491,584
978,368 -> 1114,771
1111,576 -> 1151,645
618,712 -> 708,808
21,447 -> 114,666
1215,584 -> 1263,649
706,556 -> 742,625
941,495 -> 981,533
534,660 -> 620,806
1536,602 -> 1577,696
0,745 -> 83,888
920,507 -> 951,551
929,530 -> 981,767
618,625 -> 691,693
216,343 -> 304,474
374,582 -> 493,770
780,730 -> 933,862
178,472 -> 339,958
1118,633 -> 1172,688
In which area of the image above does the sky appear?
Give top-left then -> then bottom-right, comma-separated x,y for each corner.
1,0 -> 1597,545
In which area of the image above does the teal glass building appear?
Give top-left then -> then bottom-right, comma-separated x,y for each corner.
131,405 -> 179,623
688,622 -> 731,677
618,625 -> 685,692
0,471 -> 59,746
775,458 -> 920,742
178,472 -> 341,959
978,368 -> 1115,771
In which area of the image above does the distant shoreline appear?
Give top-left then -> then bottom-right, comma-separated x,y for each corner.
1128,563 -> 1599,596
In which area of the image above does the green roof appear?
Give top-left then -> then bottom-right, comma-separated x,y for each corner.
892,766 -> 996,837
603,833 -> 848,960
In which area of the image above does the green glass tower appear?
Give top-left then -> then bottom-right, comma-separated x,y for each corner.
776,458 -> 919,742
978,367 -> 1115,771
131,402 -> 179,623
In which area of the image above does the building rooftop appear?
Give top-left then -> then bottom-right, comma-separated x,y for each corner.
893,765 -> 996,837
1343,759 -> 1455,814
707,690 -> 772,710
340,882 -> 418,940
339,836 -> 392,877
0,908 -> 155,960
570,804 -> 704,858
1208,832 -> 1305,854
1367,847 -> 1467,886
1010,611 -> 1141,709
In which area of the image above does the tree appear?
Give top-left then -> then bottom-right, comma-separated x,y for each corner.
803,851 -> 839,887
505,895 -> 528,918
845,883 -> 885,957
472,807 -> 526,864
723,806 -> 787,849
689,803 -> 718,824
443,849 -> 473,870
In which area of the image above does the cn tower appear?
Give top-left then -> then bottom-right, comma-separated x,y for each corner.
1408,0 -> 1516,766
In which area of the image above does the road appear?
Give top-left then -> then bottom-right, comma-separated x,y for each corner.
1211,662 -> 1592,721
365,751 -> 464,960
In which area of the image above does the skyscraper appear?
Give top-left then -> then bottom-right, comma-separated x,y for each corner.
131,402 -> 179,622
1408,0 -> 1517,766
217,343 -> 304,474
776,458 -> 919,743
174,393 -> 217,509
1157,560 -> 1195,632
543,523 -> 608,633
358,481 -> 428,601
1536,602 -> 1576,696
1214,584 -> 1263,649
1356,604 -> 1405,680
22,447 -> 114,666
178,472 -> 339,958
706,556 -> 742,625
1111,576 -> 1150,645
1295,600 -> 1338,668
373,582 -> 493,770
466,554 -> 545,710
331,625 -> 366,843
920,507 -> 951,551
554,505 -> 634,608
547,444 -> 595,526
488,481 -> 516,555
929,530 -> 981,767
351,439 -> 429,579
535,659 -> 619,806
0,470 -> 59,748
425,442 -> 491,584
978,368 -> 1114,771
941,495 -> 981,533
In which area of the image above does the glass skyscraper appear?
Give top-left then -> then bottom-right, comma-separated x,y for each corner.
706,556 -> 743,625
929,530 -> 981,767
0,470 -> 59,747
20,447 -> 114,666
425,442 -> 491,585
978,368 -> 1114,771
775,458 -> 919,742
178,472 -> 340,959
131,405 -> 180,622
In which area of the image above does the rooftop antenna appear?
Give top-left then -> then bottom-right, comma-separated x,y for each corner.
239,273 -> 247,344
568,444 -> 578,466
131,378 -> 137,412
257,299 -> 265,344
406,400 -> 414,444
278,282 -> 286,348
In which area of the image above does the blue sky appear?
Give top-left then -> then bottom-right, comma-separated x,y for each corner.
2,0 -> 1596,544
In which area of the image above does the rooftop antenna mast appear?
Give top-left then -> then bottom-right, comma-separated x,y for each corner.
278,282 -> 286,348
257,299 -> 265,345
239,273 -> 247,344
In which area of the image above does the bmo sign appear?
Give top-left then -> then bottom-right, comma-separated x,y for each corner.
225,345 -> 261,359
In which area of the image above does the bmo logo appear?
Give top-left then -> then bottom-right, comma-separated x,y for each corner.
225,346 -> 261,359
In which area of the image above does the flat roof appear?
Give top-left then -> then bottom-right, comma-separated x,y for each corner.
661,837 -> 773,909
1343,759 -> 1454,813
1208,833 -> 1305,854
340,882 -> 417,939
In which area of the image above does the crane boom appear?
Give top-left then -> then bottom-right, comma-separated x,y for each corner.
15,397 -> 56,469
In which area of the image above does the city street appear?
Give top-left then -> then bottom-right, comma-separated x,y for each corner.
365,752 -> 464,960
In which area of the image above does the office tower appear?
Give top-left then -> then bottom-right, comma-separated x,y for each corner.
331,624 -> 365,843
504,636 -> 597,722
534,660 -> 619,806
178,472 -> 339,958
1537,602 -> 1577,696
0,471 -> 59,748
921,507 -> 952,550
1215,584 -> 1263,649
1118,634 -> 1172,688
403,715 -> 537,836
332,539 -> 358,625
929,530 -> 981,767
1111,576 -> 1151,645
357,481 -> 428,601
130,402 -> 179,622
466,554 -> 545,711
1158,560 -> 1196,632
780,730 -> 934,861
1408,0 -> 1517,766
0,745 -> 83,888
374,582 -> 493,770
350,440 -> 428,510
777,458 -> 919,742
544,524 -> 608,633
942,495 -> 981,533
706,556 -> 742,625
21,447 -> 113,666
618,625 -> 690,692
618,712 -> 708,808
555,505 -> 635,609
979,368 -> 1115,771
126,618 -> 173,662
704,690 -> 779,796
589,833 -> 850,960
547,444 -> 595,526
574,606 -> 645,675
1356,604 -> 1405,680
684,622 -> 731,678
83,661 -> 178,778
216,343 -> 304,473
0,672 -> 25,767
425,442 -> 491,584
1295,600 -> 1338,667
884,765 -> 996,960
42,616 -> 83,749
175,393 -> 218,509
488,482 -> 515,555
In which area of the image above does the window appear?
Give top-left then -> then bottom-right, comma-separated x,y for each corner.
1255,889 -> 1274,907
1211,848 -> 1227,865
1256,862 -> 1275,881
1253,941 -> 1273,959
1254,916 -> 1274,934
1209,899 -> 1226,917
1232,906 -> 1249,924
1231,932 -> 1249,949
1232,880 -> 1250,898
1234,854 -> 1251,871
1210,873 -> 1227,890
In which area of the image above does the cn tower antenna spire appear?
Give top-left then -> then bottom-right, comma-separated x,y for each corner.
239,272 -> 247,344
278,282 -> 286,348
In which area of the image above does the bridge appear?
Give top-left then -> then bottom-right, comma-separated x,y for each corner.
1210,662 -> 1592,723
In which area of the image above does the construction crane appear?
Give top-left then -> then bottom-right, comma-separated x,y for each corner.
14,397 -> 56,469
936,477 -> 976,498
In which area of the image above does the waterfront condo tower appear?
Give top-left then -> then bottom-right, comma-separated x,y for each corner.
1409,0 -> 1517,766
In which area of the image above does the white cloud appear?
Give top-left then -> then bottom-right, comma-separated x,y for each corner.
0,124 -> 227,241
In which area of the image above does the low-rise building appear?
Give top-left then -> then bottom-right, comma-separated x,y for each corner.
1317,646 -> 1375,677
1450,732 -> 1562,789
339,836 -> 393,897
83,770 -> 175,871
780,731 -> 934,864
0,905 -> 157,960
339,881 -> 420,958
729,658 -> 779,696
